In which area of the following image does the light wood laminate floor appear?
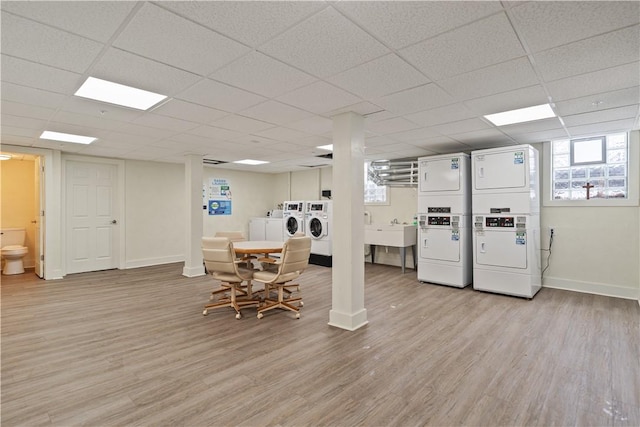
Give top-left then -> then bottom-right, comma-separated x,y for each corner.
2,263 -> 639,426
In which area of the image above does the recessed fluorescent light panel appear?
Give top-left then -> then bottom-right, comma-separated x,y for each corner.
484,104 -> 556,126
75,77 -> 167,110
317,144 -> 333,151
40,131 -> 96,144
0,154 -> 12,161
233,159 -> 269,165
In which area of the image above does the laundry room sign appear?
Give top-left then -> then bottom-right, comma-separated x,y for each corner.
206,178 -> 232,215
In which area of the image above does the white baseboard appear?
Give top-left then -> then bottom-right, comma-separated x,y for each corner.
543,276 -> 640,301
125,255 -> 185,270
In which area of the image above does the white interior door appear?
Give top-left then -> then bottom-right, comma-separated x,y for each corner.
66,161 -> 119,274
34,156 -> 44,278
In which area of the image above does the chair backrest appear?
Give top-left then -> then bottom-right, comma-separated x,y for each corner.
214,231 -> 246,242
279,235 -> 311,275
202,237 -> 238,275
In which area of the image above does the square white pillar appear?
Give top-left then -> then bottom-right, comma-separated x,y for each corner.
329,112 -> 368,331
183,154 -> 205,277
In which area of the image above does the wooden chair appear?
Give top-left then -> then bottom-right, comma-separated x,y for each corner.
253,235 -> 311,319
201,237 -> 259,319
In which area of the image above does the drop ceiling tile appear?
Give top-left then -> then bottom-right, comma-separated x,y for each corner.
276,81 -> 361,115
210,115 -> 274,133
1,100 -> 56,121
327,53 -> 429,99
177,79 -> 266,113
450,128 -> 514,145
152,100 -> 228,125
240,101 -> 315,126
1,55 -> 82,94
159,1 -> 325,48
438,57 -> 538,100
108,122 -> 170,139
510,1 -> 640,53
1,12 -> 103,73
60,97 -> 144,122
167,132 -> 224,147
387,127 -> 442,143
371,141 -> 424,154
507,128 -> 570,144
375,84 -> 455,115
74,145 -> 132,158
44,121 -> 110,139
328,102 -> 386,118
414,136 -> 471,153
364,135 -> 399,148
286,116 -> 333,135
188,125 -> 245,141
260,7 -> 389,78
367,117 -> 420,135
546,62 -> 640,102
562,105 -> 639,128
1,114 -> 47,130
431,118 -> 493,136
567,118 -> 636,138
402,13 -> 525,80
1,1 -> 136,42
132,113 -> 200,133
253,127 -> 310,142
211,51 -> 317,98
91,48 -> 201,96
535,26 -> 640,82
335,1 -> 503,49
498,117 -> 564,136
1,125 -> 40,138
52,110 -> 133,132
0,82 -> 67,110
405,103 -> 477,127
464,85 -> 549,115
555,87 -> 640,117
114,3 -> 250,76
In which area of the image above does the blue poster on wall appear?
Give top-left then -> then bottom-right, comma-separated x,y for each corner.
209,200 -> 232,215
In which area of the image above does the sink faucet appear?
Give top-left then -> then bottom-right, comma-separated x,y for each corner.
391,218 -> 399,225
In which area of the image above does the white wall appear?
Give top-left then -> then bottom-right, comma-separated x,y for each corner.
124,160 -> 185,268
537,132 -> 640,300
202,167 -> 281,238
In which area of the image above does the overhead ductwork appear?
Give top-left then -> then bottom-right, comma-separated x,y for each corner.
368,158 -> 418,187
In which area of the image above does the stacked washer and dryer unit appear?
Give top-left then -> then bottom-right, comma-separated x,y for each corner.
417,153 -> 472,288
471,145 -> 541,299
305,200 -> 333,267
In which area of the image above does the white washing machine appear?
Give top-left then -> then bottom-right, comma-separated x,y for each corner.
471,145 -> 541,298
282,201 -> 305,238
305,200 -> 332,256
417,153 -> 472,288
473,214 -> 541,298
418,212 -> 472,288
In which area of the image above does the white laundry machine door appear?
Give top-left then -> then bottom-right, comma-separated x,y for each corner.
474,228 -> 527,269
307,216 -> 327,239
284,215 -> 301,237
420,228 -> 459,262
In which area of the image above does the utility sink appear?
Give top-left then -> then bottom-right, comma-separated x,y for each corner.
364,224 -> 417,247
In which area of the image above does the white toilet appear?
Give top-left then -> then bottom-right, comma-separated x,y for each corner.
1,228 -> 29,275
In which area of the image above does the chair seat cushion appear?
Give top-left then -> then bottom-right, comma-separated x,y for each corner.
253,270 -> 299,284
212,271 -> 252,282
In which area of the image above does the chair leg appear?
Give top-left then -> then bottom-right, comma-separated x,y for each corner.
257,285 -> 303,319
203,282 -> 259,319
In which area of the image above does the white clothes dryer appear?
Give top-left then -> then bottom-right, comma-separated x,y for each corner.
282,201 -> 305,238
305,200 -> 332,256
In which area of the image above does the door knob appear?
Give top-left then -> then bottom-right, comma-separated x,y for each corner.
111,220 -> 117,224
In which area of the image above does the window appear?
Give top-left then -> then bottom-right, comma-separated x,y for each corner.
551,133 -> 628,200
364,161 -> 389,204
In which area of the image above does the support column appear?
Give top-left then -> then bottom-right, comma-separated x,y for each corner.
329,112 -> 368,331
183,154 -> 205,277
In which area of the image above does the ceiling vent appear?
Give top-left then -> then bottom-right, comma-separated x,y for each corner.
203,159 -> 227,165
316,153 -> 333,159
